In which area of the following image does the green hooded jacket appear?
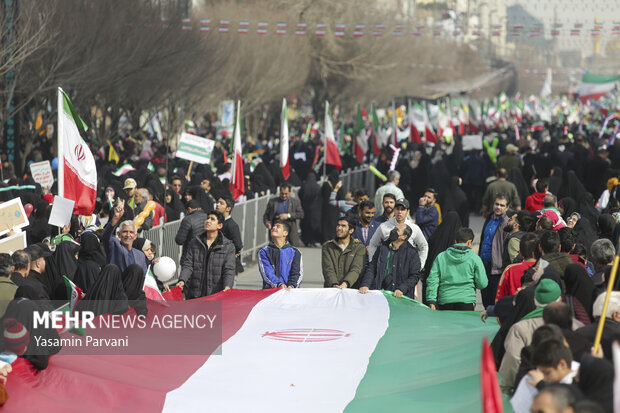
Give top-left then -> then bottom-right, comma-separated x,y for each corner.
426,244 -> 488,305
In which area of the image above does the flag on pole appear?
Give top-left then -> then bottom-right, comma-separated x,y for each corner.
324,101 -> 342,170
63,275 -> 83,314
112,164 -> 136,176
579,72 -> 620,103
230,100 -> 245,200
354,104 -> 368,163
144,266 -> 167,302
391,101 -> 398,146
108,141 -> 120,164
481,337 -> 504,413
371,103 -> 384,154
423,103 -> 438,144
280,98 -> 290,180
57,88 -> 97,215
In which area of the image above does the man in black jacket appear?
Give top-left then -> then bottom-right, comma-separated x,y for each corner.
177,211 -> 235,299
359,223 -> 421,299
263,183 -> 304,247
216,196 -> 244,274
175,199 -> 208,261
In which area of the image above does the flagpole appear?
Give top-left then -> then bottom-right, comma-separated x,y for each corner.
593,237 -> 620,353
323,101 -> 327,180
57,87 -> 64,198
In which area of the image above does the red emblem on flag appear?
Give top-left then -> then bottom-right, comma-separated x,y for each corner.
74,144 -> 86,161
262,329 -> 350,343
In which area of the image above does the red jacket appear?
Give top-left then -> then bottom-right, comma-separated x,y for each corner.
525,192 -> 546,213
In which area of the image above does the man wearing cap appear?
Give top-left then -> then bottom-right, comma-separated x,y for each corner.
499,279 -> 563,393
175,199 -> 208,261
101,199 -> 147,274
368,198 -> 428,268
497,143 -> 521,173
481,168 -> 521,217
123,178 -> 138,212
360,223 -> 421,299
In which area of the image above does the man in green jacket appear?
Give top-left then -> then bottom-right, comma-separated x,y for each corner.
426,227 -> 488,311
322,216 -> 366,288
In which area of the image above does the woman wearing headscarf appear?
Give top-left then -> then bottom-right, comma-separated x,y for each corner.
77,264 -> 129,316
122,264 -> 148,317
508,168 -> 530,209
579,193 -> 600,232
321,170 -> 344,243
577,355 -> 613,413
74,233 -> 106,293
298,172 -> 322,247
441,178 -> 469,228
547,166 -> 563,197
598,214 -> 616,243
51,241 -> 79,282
563,264 -> 595,324
27,200 -> 53,245
165,188 -> 184,222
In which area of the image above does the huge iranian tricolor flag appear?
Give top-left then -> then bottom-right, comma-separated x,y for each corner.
58,88 -> 97,215
5,289 -> 499,412
579,72 -> 620,103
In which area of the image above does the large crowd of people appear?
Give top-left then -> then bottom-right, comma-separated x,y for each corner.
0,100 -> 619,411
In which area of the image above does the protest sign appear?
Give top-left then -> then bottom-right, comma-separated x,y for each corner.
48,196 -> 75,228
0,198 -> 29,236
462,135 -> 483,151
0,232 -> 27,254
29,160 -> 54,189
175,133 -> 215,164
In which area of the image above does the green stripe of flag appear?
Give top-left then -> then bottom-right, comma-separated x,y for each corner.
344,291 -> 503,413
582,72 -> 620,84
61,89 -> 89,132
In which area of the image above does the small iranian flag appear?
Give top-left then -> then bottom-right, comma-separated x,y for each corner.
63,275 -> 83,313
144,266 -> 167,302
354,104 -> 368,163
579,72 -> 620,102
113,164 -> 136,176
324,101 -> 342,170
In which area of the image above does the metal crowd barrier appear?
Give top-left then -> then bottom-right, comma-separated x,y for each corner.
142,165 -> 375,272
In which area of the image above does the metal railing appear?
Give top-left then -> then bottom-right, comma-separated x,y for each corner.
142,164 -> 375,272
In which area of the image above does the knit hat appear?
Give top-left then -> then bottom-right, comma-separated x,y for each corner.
2,318 -> 29,355
534,279 -> 561,307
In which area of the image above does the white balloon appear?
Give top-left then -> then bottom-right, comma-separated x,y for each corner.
153,256 -> 177,282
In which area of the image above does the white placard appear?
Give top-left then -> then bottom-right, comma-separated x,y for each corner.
0,198 -> 29,236
48,196 -> 75,228
29,160 -> 55,189
462,134 -> 483,151
175,132 -> 215,164
0,232 -> 27,254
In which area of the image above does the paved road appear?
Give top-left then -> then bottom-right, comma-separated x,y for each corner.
237,215 -> 486,306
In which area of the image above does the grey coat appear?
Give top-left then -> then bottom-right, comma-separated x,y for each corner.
179,233 -> 235,298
